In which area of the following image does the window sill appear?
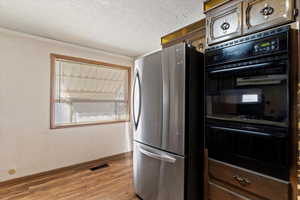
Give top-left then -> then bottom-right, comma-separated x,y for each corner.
50,120 -> 130,129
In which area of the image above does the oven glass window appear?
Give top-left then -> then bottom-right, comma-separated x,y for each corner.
206,67 -> 288,127
205,125 -> 289,180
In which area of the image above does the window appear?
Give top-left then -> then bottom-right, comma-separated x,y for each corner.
50,54 -> 131,129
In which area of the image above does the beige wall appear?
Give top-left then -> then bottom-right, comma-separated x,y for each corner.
0,28 -> 134,182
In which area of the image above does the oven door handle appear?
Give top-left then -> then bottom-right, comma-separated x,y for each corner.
210,126 -> 286,138
208,62 -> 279,74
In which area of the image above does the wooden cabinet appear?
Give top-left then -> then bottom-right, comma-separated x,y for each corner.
207,159 -> 290,200
243,0 -> 295,34
204,0 -> 296,45
206,0 -> 242,45
204,0 -> 232,13
209,182 -> 250,200
161,19 -> 206,52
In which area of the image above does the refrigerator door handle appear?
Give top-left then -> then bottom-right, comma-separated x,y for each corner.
139,147 -> 176,163
133,71 -> 142,129
162,53 -> 170,143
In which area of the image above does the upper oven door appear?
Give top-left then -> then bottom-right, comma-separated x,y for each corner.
206,60 -> 289,127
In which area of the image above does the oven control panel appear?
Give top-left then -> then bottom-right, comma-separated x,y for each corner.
254,39 -> 279,53
205,25 -> 289,67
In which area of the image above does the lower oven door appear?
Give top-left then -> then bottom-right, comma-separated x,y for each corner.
133,142 -> 185,200
205,124 -> 289,180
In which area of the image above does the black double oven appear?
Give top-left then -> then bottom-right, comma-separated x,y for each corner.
205,26 -> 293,180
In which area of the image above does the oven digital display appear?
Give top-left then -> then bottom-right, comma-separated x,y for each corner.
242,94 -> 259,103
260,42 -> 271,47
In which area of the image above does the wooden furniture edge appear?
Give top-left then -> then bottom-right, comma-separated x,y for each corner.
162,28 -> 206,48
0,151 -> 133,187
161,19 -> 206,48
293,22 -> 300,200
203,0 -> 234,13
204,149 -> 209,200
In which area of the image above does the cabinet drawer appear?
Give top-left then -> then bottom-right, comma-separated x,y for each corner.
243,0 -> 295,34
209,182 -> 250,200
208,159 -> 289,200
206,0 -> 242,45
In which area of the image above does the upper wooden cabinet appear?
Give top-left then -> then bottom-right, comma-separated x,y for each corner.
161,19 -> 206,52
204,0 -> 296,45
244,0 -> 295,34
204,0 -> 232,12
206,1 -> 242,45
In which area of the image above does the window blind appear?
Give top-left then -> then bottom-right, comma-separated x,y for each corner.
52,56 -> 130,127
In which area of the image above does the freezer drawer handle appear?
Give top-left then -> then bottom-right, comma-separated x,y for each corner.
139,148 -> 176,163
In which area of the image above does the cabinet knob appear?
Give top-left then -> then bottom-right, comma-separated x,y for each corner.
221,22 -> 230,31
233,175 -> 251,186
260,6 -> 274,17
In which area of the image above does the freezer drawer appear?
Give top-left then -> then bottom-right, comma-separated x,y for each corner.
133,142 -> 185,200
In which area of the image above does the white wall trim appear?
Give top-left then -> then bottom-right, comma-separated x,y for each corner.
0,26 -> 134,62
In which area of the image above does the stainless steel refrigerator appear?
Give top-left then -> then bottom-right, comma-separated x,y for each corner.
132,43 -> 204,200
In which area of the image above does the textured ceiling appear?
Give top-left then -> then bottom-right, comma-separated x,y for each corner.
0,0 -> 204,57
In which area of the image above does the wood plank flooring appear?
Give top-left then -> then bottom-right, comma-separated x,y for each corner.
0,156 -> 139,200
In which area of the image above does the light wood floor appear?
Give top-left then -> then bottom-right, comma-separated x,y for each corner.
0,156 -> 139,200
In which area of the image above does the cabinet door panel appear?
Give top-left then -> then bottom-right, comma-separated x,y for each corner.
208,159 -> 290,200
209,182 -> 250,200
244,0 -> 294,34
206,1 -> 242,45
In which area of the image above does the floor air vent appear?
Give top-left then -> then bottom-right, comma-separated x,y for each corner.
90,163 -> 109,171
